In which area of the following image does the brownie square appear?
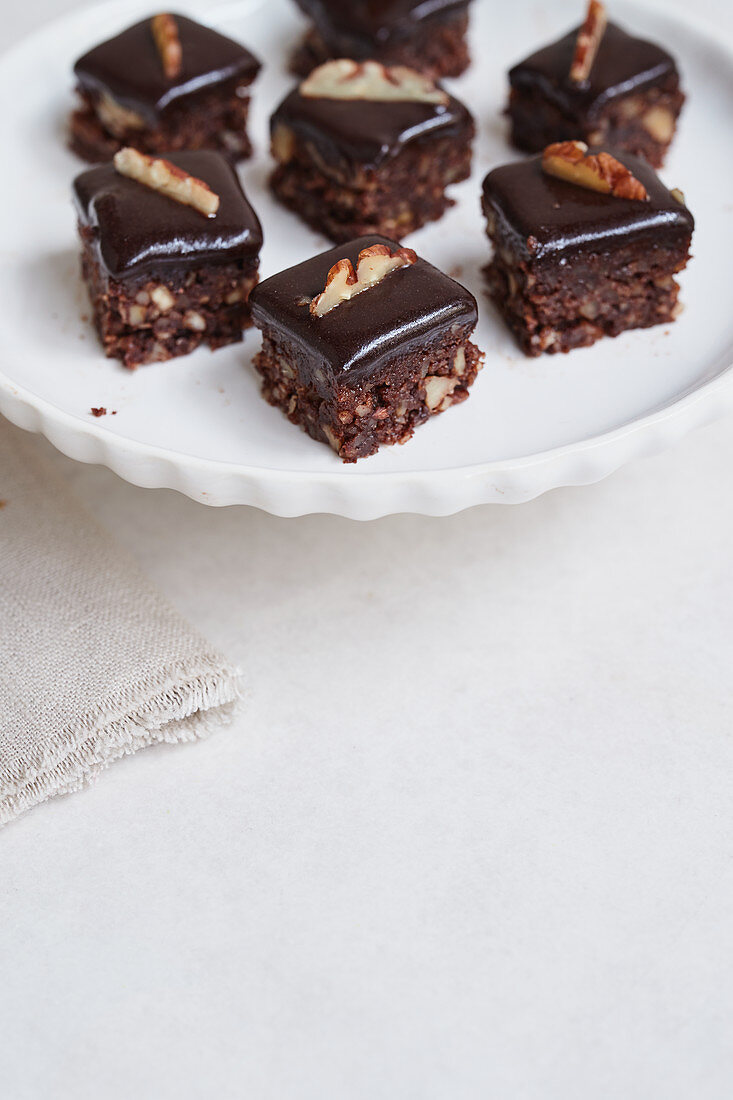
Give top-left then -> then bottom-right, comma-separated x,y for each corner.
291,0 -> 472,79
70,14 -> 261,163
508,18 -> 684,168
270,61 -> 473,243
249,235 -> 483,461
74,150 -> 263,369
481,149 -> 694,356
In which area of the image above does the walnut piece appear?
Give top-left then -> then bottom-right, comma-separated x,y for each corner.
542,141 -> 648,201
96,91 -> 145,136
151,14 -> 182,80
310,244 -> 417,318
113,147 -> 220,217
642,105 -> 675,144
424,375 -> 458,412
271,123 -> 296,164
300,59 -> 448,105
569,0 -> 607,84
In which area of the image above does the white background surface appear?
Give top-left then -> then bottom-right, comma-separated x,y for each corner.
2,1 -> 733,1097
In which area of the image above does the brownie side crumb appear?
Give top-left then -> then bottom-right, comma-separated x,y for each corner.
291,12 -> 470,80
90,406 -> 107,416
270,129 -> 473,243
254,324 -> 483,461
79,225 -> 259,369
484,239 -> 690,356
508,74 -> 684,168
69,77 -> 255,164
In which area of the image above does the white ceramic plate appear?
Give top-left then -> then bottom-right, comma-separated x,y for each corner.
1,0 -> 732,518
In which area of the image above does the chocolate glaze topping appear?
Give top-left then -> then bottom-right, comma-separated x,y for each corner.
272,86 -> 473,171
509,21 -> 678,119
74,14 -> 261,124
482,151 -> 694,262
295,0 -> 470,53
74,151 -> 263,279
249,235 -> 477,378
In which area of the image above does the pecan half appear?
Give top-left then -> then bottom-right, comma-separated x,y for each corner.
151,13 -> 182,80
300,59 -> 448,105
310,244 -> 417,317
569,1 -> 607,84
542,141 -> 648,200
113,148 -> 220,216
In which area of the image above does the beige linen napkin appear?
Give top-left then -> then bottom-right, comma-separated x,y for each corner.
0,421 -> 242,825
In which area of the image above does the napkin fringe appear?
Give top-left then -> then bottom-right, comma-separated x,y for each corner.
0,661 -> 242,826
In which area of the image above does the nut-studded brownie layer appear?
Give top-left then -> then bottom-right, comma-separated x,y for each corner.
482,150 -> 693,357
69,79 -> 254,164
79,225 -> 259,369
291,13 -> 470,80
484,240 -> 687,356
254,325 -> 482,461
270,130 -> 473,243
508,74 -> 684,169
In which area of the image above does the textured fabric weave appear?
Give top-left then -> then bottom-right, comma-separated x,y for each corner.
0,421 -> 241,825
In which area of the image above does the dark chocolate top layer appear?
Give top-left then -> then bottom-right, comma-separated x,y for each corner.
272,85 -> 472,171
249,235 -> 477,378
295,0 -> 470,52
509,20 -> 678,119
74,14 -> 261,124
74,151 -> 263,279
482,151 -> 694,261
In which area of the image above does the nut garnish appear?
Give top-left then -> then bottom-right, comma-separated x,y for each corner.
542,141 -> 649,200
569,0 -> 607,84
310,243 -> 417,318
151,13 -> 182,80
113,148 -> 220,217
670,187 -> 686,205
300,59 -> 449,105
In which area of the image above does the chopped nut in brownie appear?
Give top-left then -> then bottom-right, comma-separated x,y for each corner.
74,149 -> 262,369
482,147 -> 694,356
270,59 -> 474,242
507,2 -> 684,168
70,14 -> 260,163
248,235 -> 484,461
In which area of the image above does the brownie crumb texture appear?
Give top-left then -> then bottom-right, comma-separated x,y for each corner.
255,326 -> 483,462
70,82 -> 255,164
291,13 -> 470,80
271,130 -> 472,243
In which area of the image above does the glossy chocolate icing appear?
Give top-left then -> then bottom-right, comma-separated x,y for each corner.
294,0 -> 470,53
482,151 -> 693,262
272,86 -> 472,171
249,235 -> 477,378
74,14 -> 260,125
74,151 -> 263,279
509,20 -> 678,119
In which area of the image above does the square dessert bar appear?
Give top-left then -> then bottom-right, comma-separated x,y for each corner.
249,236 -> 483,461
291,0 -> 472,79
482,143 -> 694,356
74,149 -> 263,369
70,13 -> 260,163
270,60 -> 474,242
507,1 -> 684,168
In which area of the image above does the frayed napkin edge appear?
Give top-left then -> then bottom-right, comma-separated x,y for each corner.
0,662 -> 244,827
